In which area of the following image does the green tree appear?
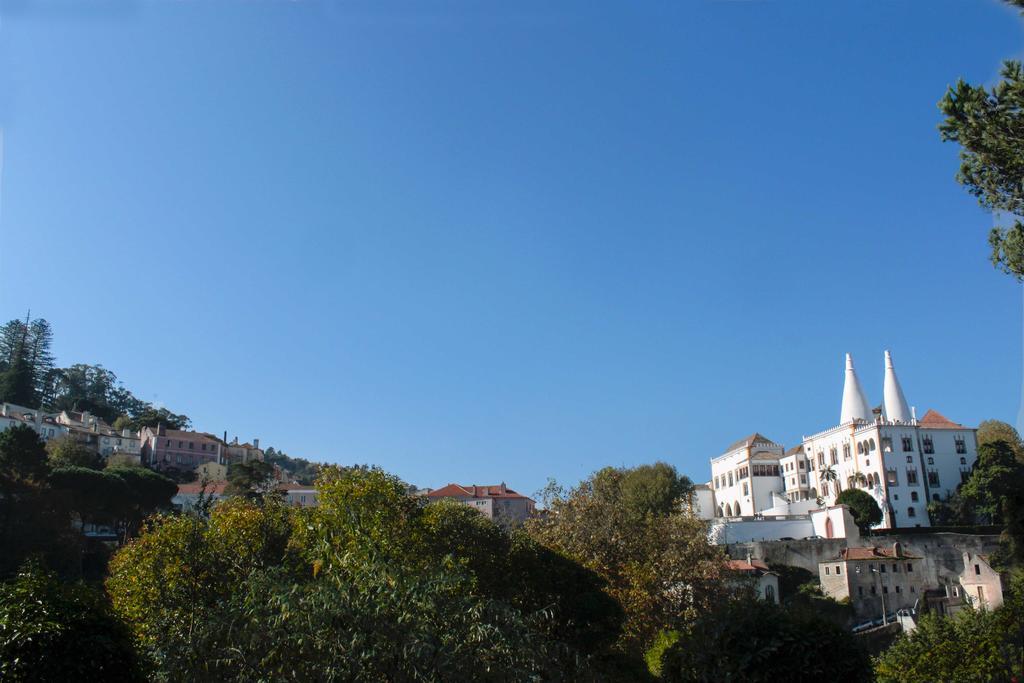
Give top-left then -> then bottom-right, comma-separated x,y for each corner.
960,440 -> 1024,563
107,469 -> 629,680
49,467 -> 130,530
224,460 -> 278,499
977,419 -> 1024,463
0,562 -> 144,682
526,465 -> 726,654
939,51 -> 1024,278
660,598 -> 871,683
836,488 -> 883,533
106,466 -> 177,540
0,423 -> 50,485
0,352 -> 36,408
47,435 -> 104,470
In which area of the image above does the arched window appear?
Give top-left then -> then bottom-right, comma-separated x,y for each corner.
717,504 -> 724,518
728,472 -> 734,487
825,517 -> 834,539
857,442 -> 864,455
764,584 -> 776,603
869,438 -> 876,452
724,503 -> 732,516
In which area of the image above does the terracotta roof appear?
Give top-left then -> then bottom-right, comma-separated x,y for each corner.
784,444 -> 805,456
835,545 -> 920,561
176,481 -> 229,495
918,409 -> 966,430
426,483 -> 533,501
726,559 -> 771,573
725,432 -> 776,453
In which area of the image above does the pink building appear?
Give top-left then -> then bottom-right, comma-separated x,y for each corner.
141,425 -> 224,472
425,483 -> 536,526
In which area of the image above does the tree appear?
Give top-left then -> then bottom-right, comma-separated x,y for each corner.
0,562 -> 144,682
836,488 -> 883,533
49,467 -> 130,530
977,419 -> 1024,463
526,464 -> 727,654
939,51 -> 1024,278
106,466 -> 177,540
0,352 -> 36,408
264,446 -> 321,485
960,440 -> 1024,563
123,405 -> 191,431
47,435 -> 104,470
107,473 -> 620,681
224,460 -> 278,499
0,423 -> 50,485
659,598 -> 872,683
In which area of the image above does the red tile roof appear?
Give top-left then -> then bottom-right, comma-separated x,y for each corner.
836,545 -> 920,561
426,483 -> 532,501
725,559 -> 771,573
918,409 -> 966,430
177,481 -> 229,495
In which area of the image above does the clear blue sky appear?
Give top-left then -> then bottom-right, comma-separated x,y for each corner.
1,1 -> 1021,495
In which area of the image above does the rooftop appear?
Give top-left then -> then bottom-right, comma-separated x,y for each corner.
426,483 -> 533,501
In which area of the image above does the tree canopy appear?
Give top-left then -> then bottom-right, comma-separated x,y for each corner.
939,53 -> 1024,278
526,463 -> 725,654
836,488 -> 883,533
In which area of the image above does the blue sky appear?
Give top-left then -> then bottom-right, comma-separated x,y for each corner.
1,0 -> 1022,495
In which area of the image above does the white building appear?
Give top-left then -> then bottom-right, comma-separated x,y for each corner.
803,352 -> 977,529
700,351 -> 979,530
0,403 -> 66,441
709,433 -> 784,518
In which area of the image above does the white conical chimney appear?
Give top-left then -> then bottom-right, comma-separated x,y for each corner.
840,353 -> 872,424
883,350 -> 911,422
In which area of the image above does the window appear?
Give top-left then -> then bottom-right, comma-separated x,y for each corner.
869,438 -> 876,451
764,585 -> 776,603
906,563 -> 913,572
880,564 -> 886,573
910,586 -> 915,593
882,437 -> 893,452
857,442 -> 864,456
906,455 -> 913,464
818,452 -> 825,466
883,586 -> 889,594
742,482 -> 749,496
178,441 -> 183,448
975,564 -> 981,576
189,441 -> 194,449
892,563 -> 899,573
902,436 -> 913,452
922,436 -> 934,454
955,436 -> 967,454
906,468 -> 918,485
907,507 -> 916,518
825,566 -> 830,575
799,461 -> 805,470
911,491 -> 919,502
836,566 -> 842,575
831,446 -> 838,462
831,450 -> 838,465
895,586 -> 902,594
886,468 -> 899,486
927,457 -> 934,465
822,483 -> 829,496
960,457 -> 966,465
166,439 -> 172,447
201,443 -> 207,451
728,473 -> 734,487
871,585 -> 877,595
927,471 -> 940,487
842,444 -> 851,460
800,475 -> 806,484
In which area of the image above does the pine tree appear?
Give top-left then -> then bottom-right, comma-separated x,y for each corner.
0,351 -> 37,407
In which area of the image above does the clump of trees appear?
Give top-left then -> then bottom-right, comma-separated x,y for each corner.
0,424 -> 176,577
264,446 -> 322,485
658,598 -> 872,682
106,466 -> 634,680
0,562 -> 144,682
526,462 -> 727,654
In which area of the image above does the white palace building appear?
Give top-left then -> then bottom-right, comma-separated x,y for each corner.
700,351 -> 978,532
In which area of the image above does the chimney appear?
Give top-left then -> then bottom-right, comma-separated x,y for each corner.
223,430 -> 228,444
839,354 -> 872,424
157,422 -> 166,437
253,438 -> 259,450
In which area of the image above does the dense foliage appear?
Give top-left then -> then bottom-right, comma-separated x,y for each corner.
0,562 -> 144,682
836,488 -> 883,532
939,6 -> 1024,279
107,467 -> 639,681
875,571 -> 1024,682
659,598 -> 872,683
526,463 -> 726,654
264,446 -> 322,485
